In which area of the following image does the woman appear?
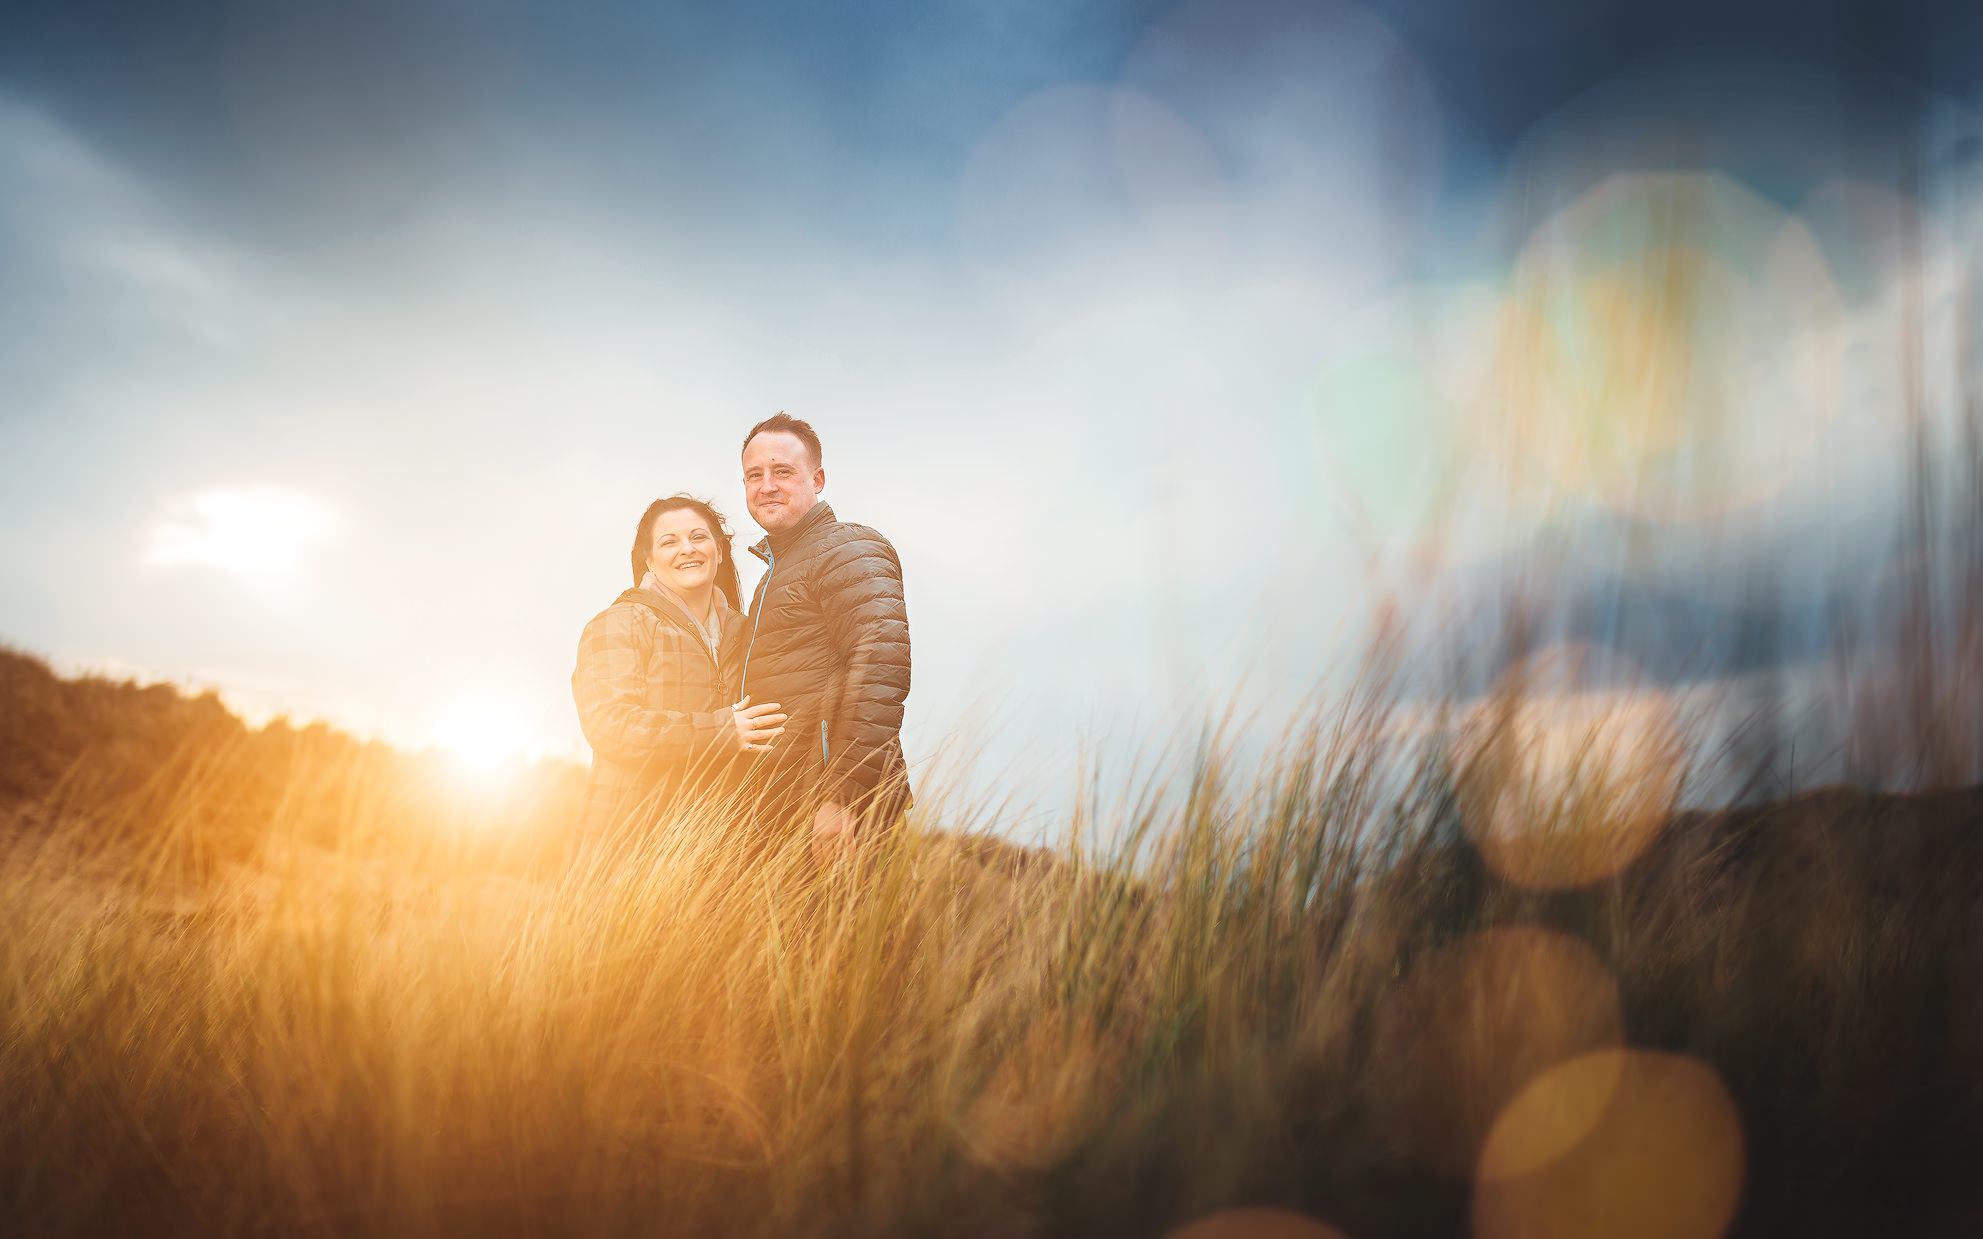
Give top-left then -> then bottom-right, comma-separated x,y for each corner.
571,495 -> 786,841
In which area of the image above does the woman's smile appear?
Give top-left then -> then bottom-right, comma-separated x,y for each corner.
659,552 -> 712,586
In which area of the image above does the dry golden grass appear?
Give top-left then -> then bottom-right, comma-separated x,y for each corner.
2,647 -> 1981,1238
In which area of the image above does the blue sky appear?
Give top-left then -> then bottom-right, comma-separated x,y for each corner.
3,0 -> 1981,817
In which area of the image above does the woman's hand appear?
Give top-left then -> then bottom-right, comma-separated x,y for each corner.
730,696 -> 787,752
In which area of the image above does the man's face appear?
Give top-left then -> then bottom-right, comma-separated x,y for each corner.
742,431 -> 824,533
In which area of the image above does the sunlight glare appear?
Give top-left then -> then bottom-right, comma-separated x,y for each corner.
435,695 -> 533,773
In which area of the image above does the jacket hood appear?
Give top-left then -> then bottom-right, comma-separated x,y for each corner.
616,587 -> 741,636
750,501 -> 835,563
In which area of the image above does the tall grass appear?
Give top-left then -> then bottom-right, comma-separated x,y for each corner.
3,646 -> 1980,1237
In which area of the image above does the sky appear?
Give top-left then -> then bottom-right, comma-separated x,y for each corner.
4,0 -> 1983,821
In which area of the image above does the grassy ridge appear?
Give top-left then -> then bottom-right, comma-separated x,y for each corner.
1,647 -> 1979,1237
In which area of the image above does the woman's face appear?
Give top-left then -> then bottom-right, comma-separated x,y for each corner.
645,508 -> 721,596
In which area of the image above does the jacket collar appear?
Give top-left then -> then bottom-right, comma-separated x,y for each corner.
749,500 -> 834,564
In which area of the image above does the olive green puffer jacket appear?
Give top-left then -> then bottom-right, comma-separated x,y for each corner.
738,502 -> 912,822
570,587 -> 747,839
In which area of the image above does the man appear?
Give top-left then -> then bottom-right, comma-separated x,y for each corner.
736,413 -> 912,851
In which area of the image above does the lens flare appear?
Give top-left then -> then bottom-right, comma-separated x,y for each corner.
1454,647 -> 1683,889
1474,1050 -> 1744,1239
1304,284 -> 1501,549
1122,0 -> 1444,299
961,1016 -> 1112,1171
1484,171 -> 1845,523
955,84 -> 1227,313
1374,927 -> 1623,1176
1164,1207 -> 1349,1239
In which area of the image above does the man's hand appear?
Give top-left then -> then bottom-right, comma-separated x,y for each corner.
811,800 -> 855,865
730,696 -> 787,752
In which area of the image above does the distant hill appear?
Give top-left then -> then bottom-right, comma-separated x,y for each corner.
0,647 -> 582,861
3,647 -> 294,802
0,646 -> 380,801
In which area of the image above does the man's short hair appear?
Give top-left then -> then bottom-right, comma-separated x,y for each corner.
742,412 -> 823,469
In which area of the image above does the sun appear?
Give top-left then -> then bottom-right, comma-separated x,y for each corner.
434,695 -> 533,772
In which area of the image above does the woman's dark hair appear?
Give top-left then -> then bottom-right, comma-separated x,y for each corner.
631,494 -> 741,612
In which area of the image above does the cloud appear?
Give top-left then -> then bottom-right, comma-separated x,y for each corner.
0,96 -> 247,350
144,486 -> 342,581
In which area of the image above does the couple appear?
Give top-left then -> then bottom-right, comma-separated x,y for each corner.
569,413 -> 911,855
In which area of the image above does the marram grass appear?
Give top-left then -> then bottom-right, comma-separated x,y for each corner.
2,655 -> 1980,1237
